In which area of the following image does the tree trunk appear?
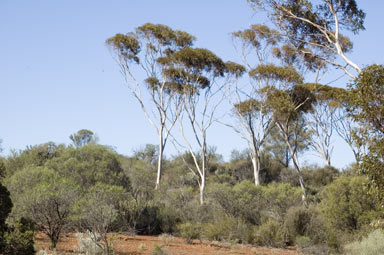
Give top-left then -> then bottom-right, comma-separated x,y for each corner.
199,176 -> 205,205
291,152 -> 307,203
251,154 -> 261,185
155,131 -> 164,190
200,142 -> 207,205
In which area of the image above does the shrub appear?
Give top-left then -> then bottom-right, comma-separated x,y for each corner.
284,206 -> 311,244
283,205 -> 327,245
253,219 -> 285,248
177,222 -> 202,244
73,183 -> 127,253
207,181 -> 263,225
295,235 -> 312,248
320,176 -> 378,233
262,183 -> 302,221
203,214 -> 251,244
343,229 -> 384,255
2,219 -> 35,255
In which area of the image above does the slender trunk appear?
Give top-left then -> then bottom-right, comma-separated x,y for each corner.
277,122 -> 307,203
199,142 -> 207,205
199,175 -> 205,205
251,153 -> 261,185
291,152 -> 307,203
325,155 -> 331,167
155,130 -> 164,190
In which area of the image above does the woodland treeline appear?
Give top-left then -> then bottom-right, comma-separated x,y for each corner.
1,1 -> 383,254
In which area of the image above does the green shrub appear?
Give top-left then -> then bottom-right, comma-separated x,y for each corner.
284,206 -> 311,244
344,229 -> 384,255
3,219 -> 35,255
203,214 -> 251,244
295,235 -> 312,248
320,176 -> 378,233
253,219 -> 285,248
207,181 -> 263,225
177,222 -> 202,244
262,183 -> 302,221
284,205 -> 327,246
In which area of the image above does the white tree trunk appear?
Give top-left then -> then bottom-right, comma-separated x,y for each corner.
251,154 -> 261,185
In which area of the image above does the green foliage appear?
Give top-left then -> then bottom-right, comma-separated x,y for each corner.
136,23 -> 195,48
177,222 -> 202,244
74,183 -> 127,252
106,33 -> 140,63
349,64 -> 384,134
159,47 -> 228,93
207,181 -> 263,225
225,61 -> 246,78
234,99 -> 262,116
0,183 -> 12,232
69,129 -> 98,148
6,142 -> 64,175
303,166 -> 339,195
249,0 -> 364,52
232,24 -> 281,50
45,144 -> 129,191
320,175 -> 378,233
284,206 -> 311,244
253,219 -> 285,247
348,64 -> 384,203
0,158 -> 6,179
203,214 -> 251,244
6,167 -> 78,249
0,182 -> 12,252
343,229 -> 384,255
249,64 -> 303,86
262,183 -> 303,221
2,219 -> 35,255
295,235 -> 312,249
284,205 -> 327,246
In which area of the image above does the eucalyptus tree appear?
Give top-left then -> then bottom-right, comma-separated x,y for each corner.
106,24 -> 195,189
247,0 -> 365,79
264,118 -> 310,168
157,44 -> 240,204
331,88 -> 365,163
303,83 -> 346,166
227,25 -> 281,185
265,78 -> 316,202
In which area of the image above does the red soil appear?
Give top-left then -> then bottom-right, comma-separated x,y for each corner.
35,233 -> 302,255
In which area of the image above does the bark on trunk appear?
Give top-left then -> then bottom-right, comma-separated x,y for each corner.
155,132 -> 164,190
251,155 -> 261,185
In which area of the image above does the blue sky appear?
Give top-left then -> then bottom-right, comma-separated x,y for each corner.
1,0 -> 383,168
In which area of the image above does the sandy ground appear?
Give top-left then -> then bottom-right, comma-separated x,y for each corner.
35,233 -> 302,255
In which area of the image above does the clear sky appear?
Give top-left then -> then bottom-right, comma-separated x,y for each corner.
1,0 -> 383,168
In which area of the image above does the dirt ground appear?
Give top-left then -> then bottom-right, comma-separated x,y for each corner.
35,233 -> 302,255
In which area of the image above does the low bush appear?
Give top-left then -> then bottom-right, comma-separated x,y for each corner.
203,214 -> 251,244
262,183 -> 302,221
253,219 -> 285,248
176,222 -> 202,244
343,229 -> 384,255
284,205 -> 327,246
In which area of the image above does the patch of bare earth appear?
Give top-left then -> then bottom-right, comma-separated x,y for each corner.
35,233 -> 302,255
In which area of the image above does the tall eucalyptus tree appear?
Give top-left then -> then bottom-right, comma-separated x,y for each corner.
107,24 -> 195,189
